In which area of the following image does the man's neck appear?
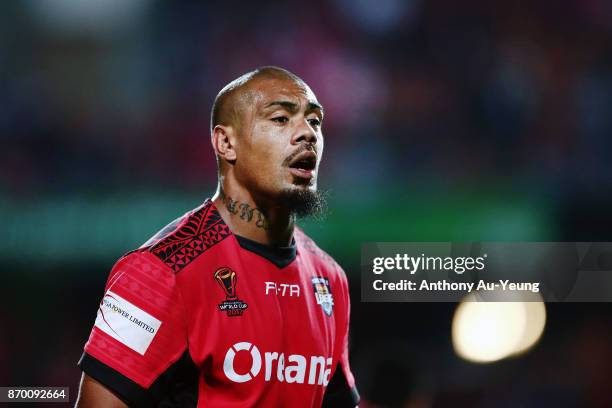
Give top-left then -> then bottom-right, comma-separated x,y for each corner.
213,186 -> 295,247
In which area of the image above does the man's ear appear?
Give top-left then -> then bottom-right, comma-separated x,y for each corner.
212,125 -> 237,163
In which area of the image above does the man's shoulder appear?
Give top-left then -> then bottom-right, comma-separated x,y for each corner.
131,199 -> 232,273
294,228 -> 344,276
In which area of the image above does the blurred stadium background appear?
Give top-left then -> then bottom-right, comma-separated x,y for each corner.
2,0 -> 612,406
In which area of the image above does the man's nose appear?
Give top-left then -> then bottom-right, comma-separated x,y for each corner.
293,119 -> 318,145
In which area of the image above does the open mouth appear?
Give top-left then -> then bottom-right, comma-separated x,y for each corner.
288,151 -> 317,180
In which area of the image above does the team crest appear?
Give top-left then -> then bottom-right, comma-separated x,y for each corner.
214,267 -> 248,317
311,276 -> 334,316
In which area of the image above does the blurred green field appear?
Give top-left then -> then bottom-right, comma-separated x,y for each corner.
1,185 -> 554,270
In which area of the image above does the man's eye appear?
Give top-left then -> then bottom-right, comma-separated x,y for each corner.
308,118 -> 321,128
271,116 -> 289,124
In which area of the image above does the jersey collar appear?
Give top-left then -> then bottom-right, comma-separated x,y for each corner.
208,198 -> 298,268
234,234 -> 297,269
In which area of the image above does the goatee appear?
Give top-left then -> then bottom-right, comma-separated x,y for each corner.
279,188 -> 328,219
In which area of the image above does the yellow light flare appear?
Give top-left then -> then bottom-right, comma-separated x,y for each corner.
452,291 -> 546,363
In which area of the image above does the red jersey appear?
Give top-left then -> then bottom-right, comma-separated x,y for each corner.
78,199 -> 359,407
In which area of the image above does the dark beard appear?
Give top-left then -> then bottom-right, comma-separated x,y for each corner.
279,188 -> 327,220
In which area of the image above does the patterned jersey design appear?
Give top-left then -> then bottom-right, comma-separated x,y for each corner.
149,200 -> 231,272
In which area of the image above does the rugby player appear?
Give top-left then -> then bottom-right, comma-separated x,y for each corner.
75,66 -> 359,407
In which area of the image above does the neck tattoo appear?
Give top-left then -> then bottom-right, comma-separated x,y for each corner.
220,192 -> 269,230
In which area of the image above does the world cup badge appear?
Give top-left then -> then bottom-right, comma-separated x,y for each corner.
214,267 -> 248,317
311,276 -> 334,316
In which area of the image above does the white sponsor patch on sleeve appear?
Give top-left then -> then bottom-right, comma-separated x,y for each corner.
94,290 -> 162,355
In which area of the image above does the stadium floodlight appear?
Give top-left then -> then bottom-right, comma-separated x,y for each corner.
452,291 -> 546,363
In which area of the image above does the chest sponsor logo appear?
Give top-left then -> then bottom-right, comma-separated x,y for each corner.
223,341 -> 333,386
94,290 -> 162,355
265,281 -> 301,297
214,267 -> 248,317
312,276 -> 334,316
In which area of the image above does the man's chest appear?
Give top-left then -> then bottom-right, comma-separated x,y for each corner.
177,248 -> 340,387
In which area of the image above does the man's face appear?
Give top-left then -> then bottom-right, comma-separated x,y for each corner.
233,78 -> 324,201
